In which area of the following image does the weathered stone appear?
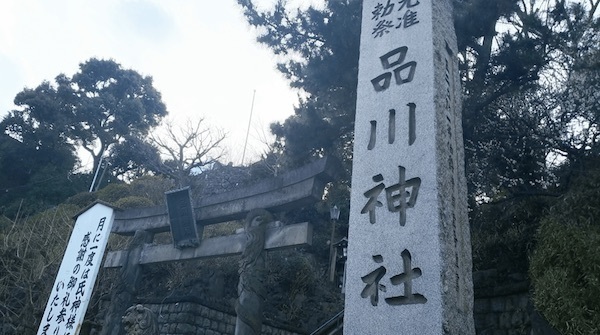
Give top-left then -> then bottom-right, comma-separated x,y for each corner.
486,313 -> 498,328
176,323 -> 196,334
505,296 -> 515,311
475,298 -> 491,314
110,157 -> 336,235
172,312 -> 194,323
507,273 -> 526,282
208,270 -> 225,299
491,297 -> 506,312
105,222 -> 312,267
122,304 -> 159,335
344,0 -> 474,333
499,312 -> 512,329
511,310 -> 524,327
101,230 -> 153,335
517,295 -> 530,309
474,313 -> 488,329
218,322 -> 227,333
235,209 -> 272,335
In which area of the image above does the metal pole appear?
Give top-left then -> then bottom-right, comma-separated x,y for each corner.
241,90 -> 256,166
94,160 -> 108,192
328,217 -> 337,282
89,155 -> 103,192
328,205 -> 340,282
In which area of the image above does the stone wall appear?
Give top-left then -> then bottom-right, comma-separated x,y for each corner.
143,301 -> 301,335
472,270 -> 559,335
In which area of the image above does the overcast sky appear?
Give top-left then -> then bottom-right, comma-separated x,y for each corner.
0,0 -> 309,167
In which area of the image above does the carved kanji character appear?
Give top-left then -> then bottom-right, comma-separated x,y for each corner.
372,19 -> 395,38
372,0 -> 395,20
361,174 -> 385,224
384,249 -> 427,305
361,166 -> 421,225
360,255 -> 387,306
402,9 -> 420,28
397,0 -> 420,11
371,46 -> 417,92
384,166 -> 421,226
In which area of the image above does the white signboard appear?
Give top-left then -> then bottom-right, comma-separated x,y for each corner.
37,202 -> 115,335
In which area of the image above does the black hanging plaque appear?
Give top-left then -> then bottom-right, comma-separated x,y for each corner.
165,187 -> 200,248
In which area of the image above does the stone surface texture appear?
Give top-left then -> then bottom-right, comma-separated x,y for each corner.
110,157 -> 336,235
344,0 -> 474,334
472,270 -> 560,335
104,222 -> 312,268
143,301 -> 301,335
101,231 -> 153,335
122,304 -> 160,335
235,209 -> 272,335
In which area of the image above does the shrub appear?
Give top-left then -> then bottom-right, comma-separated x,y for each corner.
65,191 -> 98,207
114,196 -> 154,209
530,166 -> 600,335
94,176 -> 175,207
95,183 -> 131,203
0,204 -> 81,334
470,195 -> 549,272
128,176 -> 175,205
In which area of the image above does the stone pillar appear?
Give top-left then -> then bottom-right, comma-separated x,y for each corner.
235,209 -> 273,335
344,0 -> 475,334
101,230 -> 153,335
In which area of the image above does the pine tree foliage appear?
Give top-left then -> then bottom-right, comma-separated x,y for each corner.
7,58 -> 168,175
237,0 -> 361,172
0,58 -> 169,214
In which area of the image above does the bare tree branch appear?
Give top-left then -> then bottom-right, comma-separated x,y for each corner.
150,117 -> 226,186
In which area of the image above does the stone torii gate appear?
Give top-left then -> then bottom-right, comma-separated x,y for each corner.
100,157 -> 337,335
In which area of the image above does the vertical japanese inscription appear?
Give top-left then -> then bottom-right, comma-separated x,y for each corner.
39,214 -> 109,335
372,0 -> 422,38
357,21 -> 428,308
367,45 -> 418,154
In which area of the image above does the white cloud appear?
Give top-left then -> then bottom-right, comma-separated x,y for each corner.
0,0 -> 297,166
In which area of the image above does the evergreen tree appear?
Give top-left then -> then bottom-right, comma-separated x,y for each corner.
11,58 -> 168,174
0,58 -> 168,214
237,0 -> 361,175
